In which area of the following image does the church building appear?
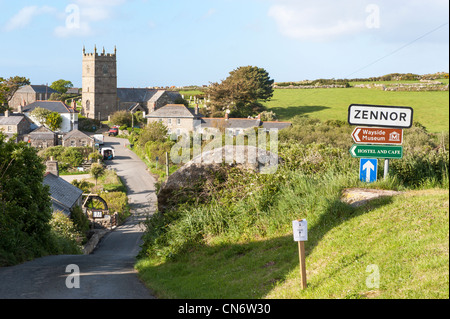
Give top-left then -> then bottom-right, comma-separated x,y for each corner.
81,46 -> 181,121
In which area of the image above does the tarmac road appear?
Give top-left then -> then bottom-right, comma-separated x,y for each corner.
0,136 -> 157,299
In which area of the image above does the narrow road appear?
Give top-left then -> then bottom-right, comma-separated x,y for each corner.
0,136 -> 157,299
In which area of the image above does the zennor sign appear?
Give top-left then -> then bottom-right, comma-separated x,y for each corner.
348,104 -> 413,128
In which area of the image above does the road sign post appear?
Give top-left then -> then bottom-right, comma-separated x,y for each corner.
352,127 -> 403,145
348,104 -> 412,181
384,159 -> 389,179
293,220 -> 307,289
360,158 -> 378,183
348,104 -> 413,128
349,144 -> 403,159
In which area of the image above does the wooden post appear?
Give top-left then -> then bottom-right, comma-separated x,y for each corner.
165,152 -> 170,177
298,241 -> 307,289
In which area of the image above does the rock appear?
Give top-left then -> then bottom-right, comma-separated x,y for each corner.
341,188 -> 403,207
157,145 -> 280,212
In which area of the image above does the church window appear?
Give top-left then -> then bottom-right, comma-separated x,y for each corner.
86,100 -> 90,111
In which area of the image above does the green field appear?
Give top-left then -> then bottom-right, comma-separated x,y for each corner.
136,187 -> 449,299
262,88 -> 449,133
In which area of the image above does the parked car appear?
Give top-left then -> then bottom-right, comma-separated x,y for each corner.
100,147 -> 115,160
108,127 -> 118,136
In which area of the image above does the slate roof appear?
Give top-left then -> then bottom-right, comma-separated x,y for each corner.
261,121 -> 292,130
63,129 -> 92,140
23,101 -> 77,114
200,118 -> 261,129
117,88 -> 182,103
43,173 -> 83,216
117,88 -> 155,102
16,85 -> 60,94
29,126 -> 56,140
146,104 -> 202,118
0,113 -> 28,125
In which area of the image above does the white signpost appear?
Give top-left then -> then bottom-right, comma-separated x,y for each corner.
292,220 -> 308,242
292,219 -> 308,289
348,104 -> 413,128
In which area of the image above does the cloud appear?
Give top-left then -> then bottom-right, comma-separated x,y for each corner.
268,0 -> 449,42
3,5 -> 57,31
202,8 -> 217,19
268,0 -> 367,41
53,0 -> 128,38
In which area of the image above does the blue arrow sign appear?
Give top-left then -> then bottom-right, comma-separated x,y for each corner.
360,158 -> 378,183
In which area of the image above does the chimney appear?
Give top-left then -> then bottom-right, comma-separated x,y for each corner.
225,112 -> 229,120
4,110 -> 10,117
18,104 -> 23,113
72,99 -> 77,110
46,157 -> 59,177
195,104 -> 199,115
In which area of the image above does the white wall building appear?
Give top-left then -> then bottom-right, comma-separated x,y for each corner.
22,101 -> 78,133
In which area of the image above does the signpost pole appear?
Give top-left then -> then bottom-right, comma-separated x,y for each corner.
165,152 -> 170,177
298,241 -> 307,290
384,159 -> 389,179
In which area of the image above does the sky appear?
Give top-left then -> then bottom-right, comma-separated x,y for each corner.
0,0 -> 448,88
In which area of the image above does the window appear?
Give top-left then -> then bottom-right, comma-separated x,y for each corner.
71,140 -> 76,147
7,126 -> 12,132
168,119 -> 172,125
177,118 -> 181,125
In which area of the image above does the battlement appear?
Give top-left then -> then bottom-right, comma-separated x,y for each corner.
82,45 -> 116,58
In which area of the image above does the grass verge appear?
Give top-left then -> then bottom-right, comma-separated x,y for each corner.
135,168 -> 449,298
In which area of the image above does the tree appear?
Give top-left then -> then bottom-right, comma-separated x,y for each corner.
110,110 -> 132,127
207,66 -> 274,117
30,107 -> 62,131
90,163 -> 105,185
30,107 -> 52,125
137,121 -> 168,147
45,112 -> 63,131
0,132 -> 53,265
0,76 -> 30,111
50,79 -> 73,94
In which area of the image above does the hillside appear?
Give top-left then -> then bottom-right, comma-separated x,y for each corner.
136,187 -> 448,299
134,81 -> 449,299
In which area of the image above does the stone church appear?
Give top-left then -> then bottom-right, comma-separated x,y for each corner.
81,46 -> 181,121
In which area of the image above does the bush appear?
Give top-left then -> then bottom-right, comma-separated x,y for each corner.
137,121 -> 168,146
49,212 -> 82,254
100,191 -> 129,222
70,205 -> 90,236
390,149 -> 449,187
39,146 -> 91,171
110,110 -> 132,127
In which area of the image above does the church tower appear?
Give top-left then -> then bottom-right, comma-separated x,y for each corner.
82,45 -> 117,120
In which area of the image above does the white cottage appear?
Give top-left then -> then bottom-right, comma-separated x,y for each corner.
22,101 -> 78,133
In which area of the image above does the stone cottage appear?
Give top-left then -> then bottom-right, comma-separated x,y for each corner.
27,126 -> 58,148
62,129 -> 94,147
146,104 -> 203,135
146,105 -> 292,137
0,110 -> 31,141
